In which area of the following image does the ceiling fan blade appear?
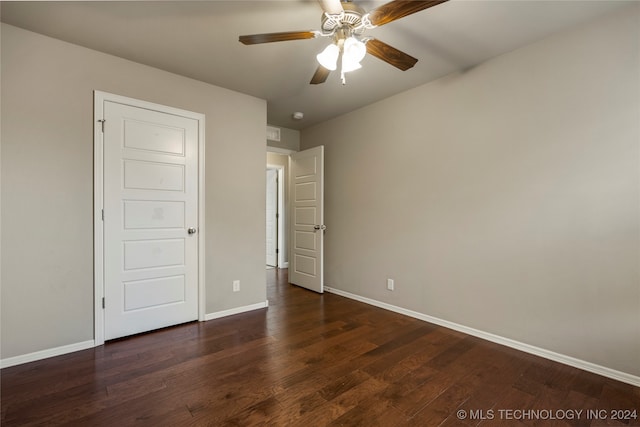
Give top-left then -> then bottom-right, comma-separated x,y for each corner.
367,0 -> 448,27
317,0 -> 344,15
366,38 -> 418,71
310,65 -> 331,84
239,31 -> 317,45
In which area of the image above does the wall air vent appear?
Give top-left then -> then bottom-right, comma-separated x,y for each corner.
267,126 -> 281,142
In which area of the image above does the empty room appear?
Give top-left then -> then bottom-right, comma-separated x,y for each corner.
1,1 -> 639,425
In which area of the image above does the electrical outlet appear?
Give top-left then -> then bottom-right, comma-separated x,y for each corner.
233,280 -> 240,292
387,278 -> 394,291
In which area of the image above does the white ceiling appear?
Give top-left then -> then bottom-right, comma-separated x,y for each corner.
1,1 -> 627,130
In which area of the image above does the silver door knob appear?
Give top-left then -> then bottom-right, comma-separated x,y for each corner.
187,227 -> 197,235
313,225 -> 327,231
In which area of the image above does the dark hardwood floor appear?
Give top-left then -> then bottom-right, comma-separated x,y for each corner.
2,269 -> 639,426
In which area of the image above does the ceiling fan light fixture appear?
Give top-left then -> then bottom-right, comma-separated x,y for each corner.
341,55 -> 362,73
316,43 -> 339,70
240,0 -> 450,85
343,36 -> 366,63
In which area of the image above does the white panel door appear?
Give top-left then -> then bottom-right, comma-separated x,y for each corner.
289,146 -> 324,293
103,101 -> 199,340
266,169 -> 278,267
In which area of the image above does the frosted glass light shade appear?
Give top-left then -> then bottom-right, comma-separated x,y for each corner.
341,56 -> 362,73
343,37 -> 366,63
316,43 -> 339,70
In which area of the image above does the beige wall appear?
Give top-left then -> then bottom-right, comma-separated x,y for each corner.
1,24 -> 267,359
301,5 -> 640,377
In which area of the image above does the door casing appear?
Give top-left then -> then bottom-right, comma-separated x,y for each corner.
93,91 -> 206,346
267,164 -> 285,268
266,168 -> 278,267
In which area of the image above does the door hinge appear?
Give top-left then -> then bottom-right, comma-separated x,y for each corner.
97,119 -> 105,132
276,248 -> 279,254
101,209 -> 104,221
276,213 -> 279,219
102,297 -> 105,309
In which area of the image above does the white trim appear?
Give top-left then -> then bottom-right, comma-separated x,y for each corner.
276,166 -> 284,268
204,301 -> 269,321
267,164 -> 285,268
94,93 -> 105,345
267,146 -> 296,155
324,286 -> 640,387
197,109 -> 206,322
93,90 -> 206,345
281,262 -> 289,269
1,340 -> 95,369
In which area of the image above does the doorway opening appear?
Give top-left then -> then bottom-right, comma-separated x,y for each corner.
265,145 -> 324,292
94,91 -> 205,345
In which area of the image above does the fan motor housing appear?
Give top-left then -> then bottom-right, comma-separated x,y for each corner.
321,3 -> 367,34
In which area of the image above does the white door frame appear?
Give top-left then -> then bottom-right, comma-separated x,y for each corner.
267,164 -> 285,268
93,91 -> 206,346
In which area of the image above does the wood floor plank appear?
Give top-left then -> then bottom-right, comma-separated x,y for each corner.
327,375 -> 391,417
270,392 -> 346,426
329,391 -> 410,427
410,382 -> 479,427
1,268 -> 638,426
318,369 -> 372,402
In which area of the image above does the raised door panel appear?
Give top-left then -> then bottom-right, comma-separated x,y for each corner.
123,201 -> 185,229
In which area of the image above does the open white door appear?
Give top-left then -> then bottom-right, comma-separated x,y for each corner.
289,146 -> 324,293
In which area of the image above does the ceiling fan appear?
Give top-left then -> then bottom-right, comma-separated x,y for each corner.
239,0 -> 449,85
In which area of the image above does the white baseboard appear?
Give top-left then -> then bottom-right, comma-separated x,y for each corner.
204,300 -> 269,321
324,286 -> 640,387
1,340 -> 95,369
281,262 -> 289,268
